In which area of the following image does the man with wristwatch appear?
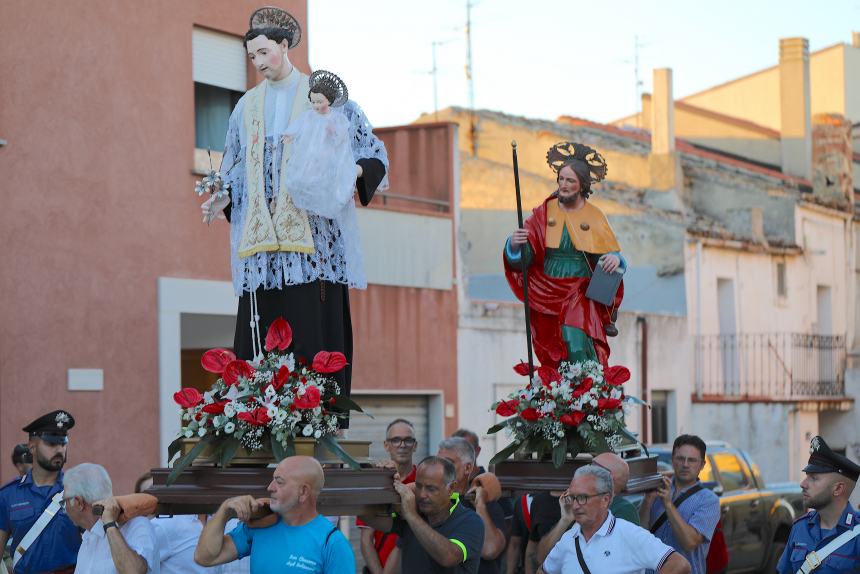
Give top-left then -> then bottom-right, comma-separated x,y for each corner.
62,463 -> 159,573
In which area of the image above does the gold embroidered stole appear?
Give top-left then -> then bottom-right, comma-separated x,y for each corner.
238,74 -> 315,258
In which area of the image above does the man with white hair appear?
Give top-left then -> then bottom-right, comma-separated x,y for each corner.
62,463 -> 160,573
194,455 -> 354,573
539,465 -> 690,574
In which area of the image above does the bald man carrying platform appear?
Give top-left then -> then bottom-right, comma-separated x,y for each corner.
194,456 -> 354,573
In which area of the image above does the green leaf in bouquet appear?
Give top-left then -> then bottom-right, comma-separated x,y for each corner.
167,436 -> 185,463
271,434 -> 288,462
489,439 -> 523,466
319,435 -> 360,470
333,396 -> 371,416
552,437 -> 568,468
486,421 -> 508,435
566,436 -> 582,459
219,437 -> 241,468
285,434 -> 296,457
167,436 -> 214,486
624,394 -> 649,407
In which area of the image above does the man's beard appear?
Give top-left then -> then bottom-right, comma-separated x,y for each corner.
36,452 -> 64,472
270,496 -> 299,515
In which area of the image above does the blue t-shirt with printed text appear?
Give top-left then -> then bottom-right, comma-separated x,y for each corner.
229,514 -> 354,574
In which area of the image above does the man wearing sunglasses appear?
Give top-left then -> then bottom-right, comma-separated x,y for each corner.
540,465 -> 690,574
357,419 -> 419,574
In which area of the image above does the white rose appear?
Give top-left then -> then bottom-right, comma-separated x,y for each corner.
224,403 -> 237,418
197,427 -> 206,437
314,429 -> 322,439
184,429 -> 194,438
224,422 -> 235,434
302,424 -> 314,437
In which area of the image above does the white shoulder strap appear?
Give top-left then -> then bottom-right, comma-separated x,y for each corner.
797,523 -> 860,574
11,490 -> 64,568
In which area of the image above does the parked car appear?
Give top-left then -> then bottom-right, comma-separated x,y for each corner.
638,442 -> 804,574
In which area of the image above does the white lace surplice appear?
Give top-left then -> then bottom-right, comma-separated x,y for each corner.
220,76 -> 387,296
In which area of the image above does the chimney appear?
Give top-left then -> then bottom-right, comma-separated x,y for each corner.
779,37 -> 812,180
853,32 -> 860,48
651,68 -> 675,154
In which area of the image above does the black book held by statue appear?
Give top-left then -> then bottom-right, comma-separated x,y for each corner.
585,266 -> 622,307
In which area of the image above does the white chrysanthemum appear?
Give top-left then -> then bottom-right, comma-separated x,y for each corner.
314,429 -> 322,439
302,424 -> 314,437
197,427 -> 206,437
184,428 -> 194,438
224,422 -> 235,434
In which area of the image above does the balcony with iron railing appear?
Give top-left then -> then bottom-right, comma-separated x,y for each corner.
694,333 -> 847,401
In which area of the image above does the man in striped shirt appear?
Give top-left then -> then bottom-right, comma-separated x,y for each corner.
640,435 -> 721,574
540,466 -> 689,574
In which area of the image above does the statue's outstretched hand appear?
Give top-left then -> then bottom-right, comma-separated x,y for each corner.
202,193 -> 230,224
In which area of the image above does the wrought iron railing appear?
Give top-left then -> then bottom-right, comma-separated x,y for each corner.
694,333 -> 846,399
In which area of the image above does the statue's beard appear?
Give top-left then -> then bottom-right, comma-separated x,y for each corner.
558,192 -> 580,206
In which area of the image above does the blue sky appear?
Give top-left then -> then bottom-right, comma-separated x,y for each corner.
308,0 -> 859,128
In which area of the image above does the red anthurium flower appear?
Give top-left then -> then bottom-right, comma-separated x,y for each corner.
272,365 -> 290,391
571,377 -> 594,398
237,407 -> 271,426
560,411 -> 586,427
312,351 -> 347,374
173,388 -> 203,409
201,348 -> 237,374
495,399 -> 520,417
605,365 -> 631,386
202,400 -> 228,415
597,398 -> 622,411
294,386 -> 322,409
223,360 -> 255,386
264,317 -> 293,352
513,362 -> 536,376
520,407 -> 541,422
538,366 -> 562,387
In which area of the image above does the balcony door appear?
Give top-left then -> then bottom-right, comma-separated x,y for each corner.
717,278 -> 740,393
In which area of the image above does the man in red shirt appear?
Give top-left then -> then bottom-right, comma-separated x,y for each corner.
357,419 -> 418,573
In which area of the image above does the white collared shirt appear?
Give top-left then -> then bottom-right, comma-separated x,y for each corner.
76,516 -> 161,573
151,515 -> 211,573
542,512 -> 676,574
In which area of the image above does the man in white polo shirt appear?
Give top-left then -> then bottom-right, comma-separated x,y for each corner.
540,466 -> 690,574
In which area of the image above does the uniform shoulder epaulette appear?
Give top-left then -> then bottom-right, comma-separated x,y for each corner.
793,509 -> 815,524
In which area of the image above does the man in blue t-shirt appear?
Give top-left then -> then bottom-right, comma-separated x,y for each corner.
194,455 -> 354,573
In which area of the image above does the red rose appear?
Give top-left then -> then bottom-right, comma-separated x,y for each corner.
495,399 -> 520,417
173,388 -> 203,409
201,400 -> 228,415
520,407 -> 541,421
538,366 -> 562,387
294,386 -> 321,409
605,365 -> 631,386
312,351 -> 347,374
201,348 -> 237,374
572,377 -> 593,398
223,360 -> 255,386
560,411 -> 586,427
237,407 -> 271,426
513,362 -> 535,376
597,398 -> 622,411
272,365 -> 290,391
264,317 -> 293,352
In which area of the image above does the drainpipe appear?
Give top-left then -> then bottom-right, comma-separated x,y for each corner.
637,316 -> 649,443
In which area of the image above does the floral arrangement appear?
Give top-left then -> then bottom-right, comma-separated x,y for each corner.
166,317 -> 364,484
488,360 -> 643,467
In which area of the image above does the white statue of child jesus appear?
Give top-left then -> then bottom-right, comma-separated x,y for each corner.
282,70 -> 357,219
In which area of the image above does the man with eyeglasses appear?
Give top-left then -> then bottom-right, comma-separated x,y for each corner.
640,435 -> 720,574
357,419 -> 418,573
540,465 -> 690,574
